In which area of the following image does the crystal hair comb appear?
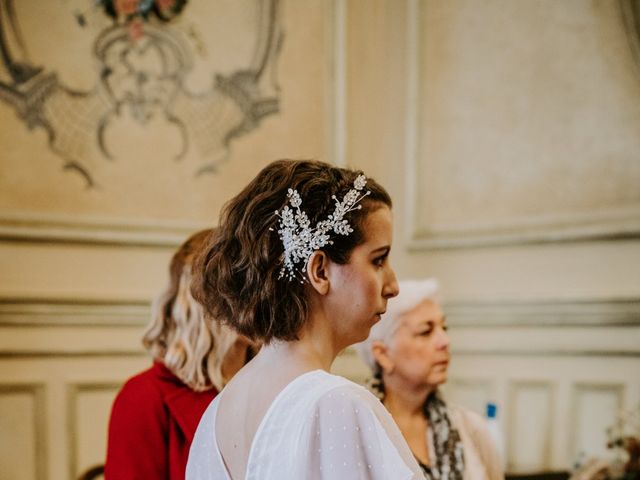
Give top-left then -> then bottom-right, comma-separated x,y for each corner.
271,174 -> 370,282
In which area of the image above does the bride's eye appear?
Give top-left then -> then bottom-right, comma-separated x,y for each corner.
373,253 -> 388,267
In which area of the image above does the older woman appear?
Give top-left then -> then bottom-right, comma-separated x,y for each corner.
356,279 -> 503,480
105,229 -> 254,480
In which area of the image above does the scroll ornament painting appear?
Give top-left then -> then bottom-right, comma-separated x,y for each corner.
0,0 -> 283,187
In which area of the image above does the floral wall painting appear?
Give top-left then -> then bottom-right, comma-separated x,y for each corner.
0,0 -> 283,187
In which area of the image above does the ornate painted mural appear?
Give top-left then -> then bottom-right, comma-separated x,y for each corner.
0,0 -> 282,186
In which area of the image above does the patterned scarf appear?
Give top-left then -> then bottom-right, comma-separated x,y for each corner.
367,372 -> 465,480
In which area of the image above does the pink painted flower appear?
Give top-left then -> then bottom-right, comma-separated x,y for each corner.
155,0 -> 175,10
128,17 -> 144,41
116,0 -> 139,16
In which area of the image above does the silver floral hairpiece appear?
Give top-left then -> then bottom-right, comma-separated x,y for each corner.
271,174 -> 370,282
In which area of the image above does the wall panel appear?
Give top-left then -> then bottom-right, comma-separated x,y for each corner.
570,383 -> 625,461
0,384 -> 46,480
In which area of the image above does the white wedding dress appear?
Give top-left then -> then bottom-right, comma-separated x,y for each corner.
186,370 -> 424,479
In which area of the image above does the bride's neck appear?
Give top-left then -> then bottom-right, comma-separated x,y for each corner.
256,313 -> 339,373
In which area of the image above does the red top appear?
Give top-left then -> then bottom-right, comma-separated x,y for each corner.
105,362 -> 218,480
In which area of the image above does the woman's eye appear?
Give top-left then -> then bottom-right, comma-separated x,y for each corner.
373,255 -> 387,266
442,325 -> 449,331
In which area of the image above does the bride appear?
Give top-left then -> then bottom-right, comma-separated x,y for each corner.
187,159 -> 424,479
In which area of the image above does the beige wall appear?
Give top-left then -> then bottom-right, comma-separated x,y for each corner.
0,1 -> 336,478
1,0 -> 640,478
344,0 -> 640,474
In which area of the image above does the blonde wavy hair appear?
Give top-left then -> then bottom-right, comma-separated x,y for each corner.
143,229 -> 242,392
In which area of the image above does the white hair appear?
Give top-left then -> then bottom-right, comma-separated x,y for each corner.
354,278 -> 440,373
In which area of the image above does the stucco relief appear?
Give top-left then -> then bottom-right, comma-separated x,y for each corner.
409,0 -> 640,249
0,0 -> 282,187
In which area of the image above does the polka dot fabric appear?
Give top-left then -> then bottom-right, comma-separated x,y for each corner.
187,370 -> 424,479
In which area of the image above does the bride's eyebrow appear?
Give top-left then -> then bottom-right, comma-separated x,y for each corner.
370,246 -> 390,255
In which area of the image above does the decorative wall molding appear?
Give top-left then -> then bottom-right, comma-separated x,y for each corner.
445,298 -> 640,327
403,0 -> 421,251
0,298 -> 149,357
403,1 -> 640,251
569,383 -> 625,461
66,382 -> 121,480
330,0 -> 347,167
450,328 -> 640,357
507,381 -> 554,472
0,298 -> 150,327
0,383 -> 47,480
444,298 -> 640,357
0,351 -> 146,359
407,210 -> 640,251
0,212 -> 206,247
447,377 -> 494,390
2,298 -> 638,357
453,349 -> 640,358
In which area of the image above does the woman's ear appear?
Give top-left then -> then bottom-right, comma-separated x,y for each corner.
307,250 -> 330,295
371,340 -> 394,374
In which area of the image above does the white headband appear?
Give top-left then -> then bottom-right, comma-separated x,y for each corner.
354,278 -> 440,372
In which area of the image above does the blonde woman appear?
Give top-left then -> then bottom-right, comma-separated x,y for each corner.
105,229 -> 254,480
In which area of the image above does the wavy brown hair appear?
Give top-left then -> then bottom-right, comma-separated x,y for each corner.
191,159 -> 392,344
143,229 -> 242,391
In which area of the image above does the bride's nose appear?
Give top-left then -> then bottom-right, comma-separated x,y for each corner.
383,267 -> 399,299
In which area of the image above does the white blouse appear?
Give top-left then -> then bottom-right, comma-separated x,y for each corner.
186,370 -> 424,479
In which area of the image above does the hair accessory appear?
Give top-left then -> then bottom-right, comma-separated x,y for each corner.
271,174 -> 370,282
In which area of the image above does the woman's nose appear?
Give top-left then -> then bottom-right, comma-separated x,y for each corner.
437,328 -> 451,349
383,267 -> 399,299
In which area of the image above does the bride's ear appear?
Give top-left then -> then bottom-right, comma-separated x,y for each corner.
307,250 -> 330,295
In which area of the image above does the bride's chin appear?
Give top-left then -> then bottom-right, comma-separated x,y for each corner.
354,327 -> 373,343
